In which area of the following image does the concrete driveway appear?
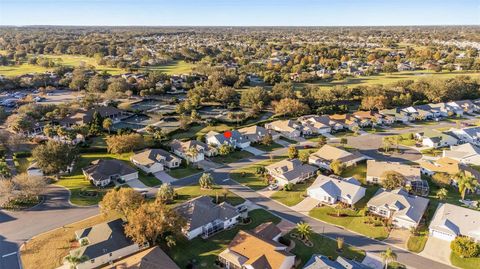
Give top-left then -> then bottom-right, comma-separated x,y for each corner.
274,139 -> 291,147
420,236 -> 452,265
243,146 -> 265,156
126,179 -> 149,191
384,229 -> 410,249
290,197 -> 319,213
154,171 -> 177,184
197,160 -> 223,171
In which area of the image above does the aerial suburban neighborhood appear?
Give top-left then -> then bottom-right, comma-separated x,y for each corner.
0,1 -> 479,269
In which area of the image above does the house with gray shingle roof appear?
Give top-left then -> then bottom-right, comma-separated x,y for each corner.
175,196 -> 240,240
307,175 -> 366,206
82,159 -> 138,187
266,159 -> 318,186
443,143 -> 480,166
70,219 -> 148,269
131,148 -> 181,173
205,130 -> 251,149
309,145 -> 367,170
303,254 -> 370,269
429,203 -> 480,242
367,188 -> 429,229
170,139 -> 217,163
450,126 -> 480,146
415,129 -> 458,148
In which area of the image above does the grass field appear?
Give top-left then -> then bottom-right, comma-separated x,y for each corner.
210,150 -> 253,164
139,60 -> 196,75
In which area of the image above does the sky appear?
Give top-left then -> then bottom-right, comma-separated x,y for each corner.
0,0 -> 479,26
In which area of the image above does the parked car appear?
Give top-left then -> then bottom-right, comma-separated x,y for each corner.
268,184 -> 278,190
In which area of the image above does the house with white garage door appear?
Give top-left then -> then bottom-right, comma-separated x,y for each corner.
443,143 -> 480,166
307,175 -> 366,206
367,188 -> 429,229
429,203 -> 480,242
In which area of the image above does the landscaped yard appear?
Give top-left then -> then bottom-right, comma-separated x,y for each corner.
407,231 -> 428,253
164,209 -> 280,268
451,252 -> 480,269
270,178 -> 314,206
254,142 -> 283,152
173,185 -> 245,206
167,166 -> 202,179
289,230 -> 366,267
20,213 -> 119,269
395,133 -> 417,147
420,147 -> 444,157
230,155 -> 286,190
210,150 -> 253,164
340,162 -> 367,183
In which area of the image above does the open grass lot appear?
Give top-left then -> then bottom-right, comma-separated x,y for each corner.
230,155 -> 286,190
164,209 -> 280,268
297,70 -> 480,89
167,166 -> 202,179
451,252 -> 480,269
20,213 -> 119,269
173,185 -> 245,206
340,162 -> 367,183
210,150 -> 253,164
0,64 -> 53,77
270,178 -> 314,206
139,60 -> 196,75
289,230 -> 366,267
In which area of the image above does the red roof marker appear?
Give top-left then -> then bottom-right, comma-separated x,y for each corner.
223,131 -> 232,139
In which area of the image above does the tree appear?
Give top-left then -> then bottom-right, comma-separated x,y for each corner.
272,82 -> 296,100
186,147 -> 199,164
381,171 -> 405,190
272,98 -> 309,117
436,188 -> 448,200
0,178 -> 16,206
107,77 -> 130,93
219,144 -> 232,156
330,160 -> 345,175
65,251 -> 89,269
88,111 -> 104,135
351,125 -> 360,136
100,188 -> 144,217
381,247 -> 398,269
124,201 -> 184,245
299,151 -> 310,164
240,86 -> 269,109
431,173 -> 451,187
456,172 -> 478,200
450,237 -> 480,258
296,222 -> 312,240
316,136 -> 327,148
32,140 -> 77,176
261,133 -> 273,146
12,173 -> 47,198
199,173 -> 214,189
156,183 -> 175,204
106,133 -> 145,154
87,75 -> 107,93
288,145 -> 298,159
102,118 -> 113,134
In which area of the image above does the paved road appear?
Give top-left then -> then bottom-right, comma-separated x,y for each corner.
0,185 -> 99,269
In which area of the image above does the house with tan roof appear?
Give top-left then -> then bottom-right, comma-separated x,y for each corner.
102,246 -> 179,269
367,188 -> 429,229
297,115 -> 334,134
266,159 -> 318,186
328,114 -> 359,130
429,203 -> 480,242
170,139 -> 217,163
307,175 -> 366,206
366,160 -> 421,185
352,111 -> 384,127
309,145 -> 367,170
418,157 -> 480,183
265,120 -> 301,138
218,223 -> 295,269
131,148 -> 181,174
443,143 -> 480,166
238,125 -> 280,143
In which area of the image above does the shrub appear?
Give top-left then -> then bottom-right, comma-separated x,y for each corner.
451,237 -> 480,258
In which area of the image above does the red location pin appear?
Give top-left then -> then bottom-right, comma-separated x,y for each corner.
223,131 -> 232,139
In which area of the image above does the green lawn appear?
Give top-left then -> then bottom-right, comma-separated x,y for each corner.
254,142 -> 283,152
420,147 -> 444,157
451,253 -> 480,269
341,162 -> 367,184
407,231 -> 428,253
332,130 -> 355,138
395,133 -> 417,147
139,60 -> 196,75
289,230 -> 366,267
230,156 -> 286,190
279,137 -> 297,144
163,209 -> 280,268
270,178 -> 314,206
137,170 -> 162,187
173,185 -> 245,206
210,150 -> 253,164
167,166 -> 202,179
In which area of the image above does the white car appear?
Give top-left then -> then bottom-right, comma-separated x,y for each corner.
268,184 -> 278,191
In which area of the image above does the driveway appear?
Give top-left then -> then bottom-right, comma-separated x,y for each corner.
126,179 -> 149,191
274,139 -> 291,147
290,197 -> 319,213
153,171 -> 177,184
362,252 -> 384,269
384,229 -> 410,249
420,236 -> 452,265
243,146 -> 265,156
197,160 -> 223,171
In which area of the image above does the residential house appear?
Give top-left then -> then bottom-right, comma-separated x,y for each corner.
175,196 -> 240,240
82,159 -> 138,187
205,130 -> 251,149
428,103 -> 451,117
429,203 -> 480,242
297,115 -> 334,134
379,108 -> 411,124
450,126 -> 480,145
367,188 -> 429,229
61,106 -> 129,127
307,175 -> 366,206
419,157 -> 480,183
266,159 -> 318,186
238,125 -> 280,143
103,246 -> 180,269
303,254 -> 370,269
265,120 -> 301,138
69,219 -> 148,269
443,143 -> 480,166
415,129 -> 458,148
352,111 -> 384,127
366,160 -> 421,185
447,100 -> 479,114
308,145 -> 367,170
131,148 -> 181,174
170,139 -> 217,163
328,114 -> 359,130
218,223 -> 295,269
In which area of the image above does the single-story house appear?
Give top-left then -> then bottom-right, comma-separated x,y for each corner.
61,106 -> 129,127
303,254 -> 370,269
170,139 -> 217,163
447,100 -> 478,114
266,159 -> 318,186
238,125 -> 281,143
352,111 -> 384,126
205,130 -> 251,149
70,219 -> 149,269
307,175 -> 366,206
82,159 -> 138,187
367,188 -> 429,229
297,115 -> 334,134
308,145 -> 367,170
379,108 -> 411,123
265,120 -> 301,138
328,114 -> 359,130
419,157 -> 480,182
218,223 -> 295,269
104,246 -> 180,269
366,160 -> 421,185
175,196 -> 240,240
450,126 -> 480,146
131,148 -> 181,174
429,203 -> 480,242
443,143 -> 480,166
415,129 -> 458,148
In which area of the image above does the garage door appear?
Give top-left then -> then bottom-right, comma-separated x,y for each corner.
431,230 -> 455,241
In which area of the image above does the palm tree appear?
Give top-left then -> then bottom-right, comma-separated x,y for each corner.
165,235 -> 176,248
296,222 -> 312,241
436,188 -> 448,200
456,172 -> 478,200
65,251 -> 89,269
381,247 -> 397,269
102,118 -> 113,134
186,147 -> 199,165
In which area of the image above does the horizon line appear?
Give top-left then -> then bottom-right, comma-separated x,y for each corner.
1,24 -> 479,28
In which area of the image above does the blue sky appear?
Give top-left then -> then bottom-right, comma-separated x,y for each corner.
0,0 -> 478,26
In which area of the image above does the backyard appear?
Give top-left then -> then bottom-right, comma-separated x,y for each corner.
340,162 -> 367,183
230,155 -> 286,190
